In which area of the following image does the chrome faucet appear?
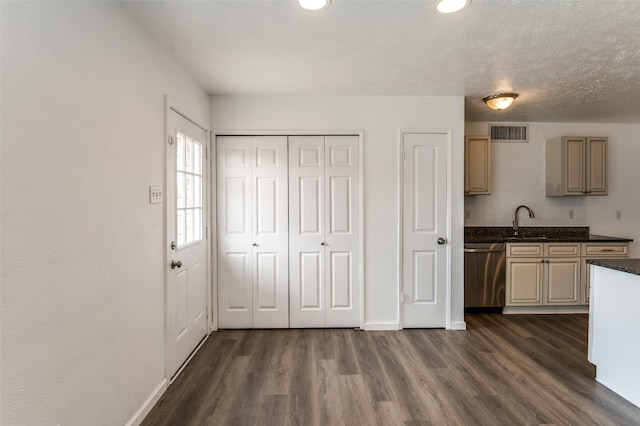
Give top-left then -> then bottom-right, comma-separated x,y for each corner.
513,205 -> 535,236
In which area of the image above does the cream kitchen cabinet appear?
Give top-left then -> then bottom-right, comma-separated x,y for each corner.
465,136 -> 490,195
506,257 -> 544,306
506,243 -> 580,306
546,137 -> 607,196
506,244 -> 543,306
581,242 -> 630,304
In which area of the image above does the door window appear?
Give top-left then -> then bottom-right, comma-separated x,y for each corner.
176,132 -> 203,248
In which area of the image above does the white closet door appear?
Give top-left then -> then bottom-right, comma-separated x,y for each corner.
217,136 -> 253,328
252,136 -> 289,328
289,135 -> 360,328
217,136 -> 289,329
289,136 -> 326,328
324,136 -> 359,327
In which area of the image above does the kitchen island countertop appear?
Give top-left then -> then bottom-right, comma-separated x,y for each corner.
586,258 -> 640,276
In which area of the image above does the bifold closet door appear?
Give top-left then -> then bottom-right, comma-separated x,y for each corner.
217,136 -> 289,329
289,135 -> 360,328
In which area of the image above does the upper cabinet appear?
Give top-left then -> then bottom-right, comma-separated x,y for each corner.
465,136 -> 491,195
545,136 -> 607,196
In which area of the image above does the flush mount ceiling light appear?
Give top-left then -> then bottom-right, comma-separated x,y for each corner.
299,0 -> 331,11
436,0 -> 471,13
482,93 -> 519,111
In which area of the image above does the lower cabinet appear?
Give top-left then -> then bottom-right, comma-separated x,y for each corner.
506,243 -> 580,307
506,257 -> 543,306
581,243 -> 629,304
507,241 -> 630,307
545,258 -> 580,305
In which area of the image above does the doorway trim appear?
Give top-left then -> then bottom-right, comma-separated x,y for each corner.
397,129 -> 453,329
164,96 -> 212,382
211,130 -> 365,330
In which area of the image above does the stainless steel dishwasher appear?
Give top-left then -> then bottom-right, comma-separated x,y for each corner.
464,243 -> 506,311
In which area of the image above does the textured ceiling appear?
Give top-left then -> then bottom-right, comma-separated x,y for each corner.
121,0 -> 640,123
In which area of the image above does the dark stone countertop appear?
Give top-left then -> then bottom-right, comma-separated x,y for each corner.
465,226 -> 633,244
587,259 -> 640,276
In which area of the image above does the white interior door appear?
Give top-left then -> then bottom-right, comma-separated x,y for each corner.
167,109 -> 208,377
289,136 -> 360,328
402,132 -> 448,328
217,136 -> 289,328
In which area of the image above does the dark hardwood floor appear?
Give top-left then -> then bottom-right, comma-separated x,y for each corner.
142,314 -> 640,425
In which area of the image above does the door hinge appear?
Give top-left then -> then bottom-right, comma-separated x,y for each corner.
168,135 -> 175,145
205,146 -> 209,160
402,150 -> 406,160
206,227 -> 209,238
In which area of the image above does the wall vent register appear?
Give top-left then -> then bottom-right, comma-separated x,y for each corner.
489,123 -> 528,143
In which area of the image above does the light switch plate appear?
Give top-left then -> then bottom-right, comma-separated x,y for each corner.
149,185 -> 163,204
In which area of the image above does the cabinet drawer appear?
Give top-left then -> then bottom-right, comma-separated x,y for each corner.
545,243 -> 580,257
507,243 -> 543,257
582,243 -> 628,257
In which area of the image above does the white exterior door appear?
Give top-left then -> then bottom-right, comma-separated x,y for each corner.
289,136 -> 359,328
402,132 -> 449,328
217,136 -> 289,328
167,109 -> 208,377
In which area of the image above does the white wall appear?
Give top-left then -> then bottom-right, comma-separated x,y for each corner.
210,96 -> 466,330
0,2 -> 209,425
465,122 -> 640,256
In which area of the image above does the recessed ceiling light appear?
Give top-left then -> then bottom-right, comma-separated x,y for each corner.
436,0 -> 471,14
299,0 -> 331,11
482,93 -> 519,111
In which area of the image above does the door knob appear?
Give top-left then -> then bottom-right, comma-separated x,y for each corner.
437,237 -> 447,245
321,242 -> 326,246
252,243 -> 258,247
171,260 -> 182,269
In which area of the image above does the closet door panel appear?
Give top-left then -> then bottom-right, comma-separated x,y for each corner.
325,136 -> 360,327
329,177 -> 351,234
217,137 -> 253,328
289,136 -> 326,328
299,177 -> 322,235
300,252 -> 323,309
252,136 -> 289,328
329,251 -> 352,309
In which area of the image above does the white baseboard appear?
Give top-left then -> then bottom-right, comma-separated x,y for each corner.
125,378 -> 168,426
449,321 -> 467,330
363,321 -> 400,331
